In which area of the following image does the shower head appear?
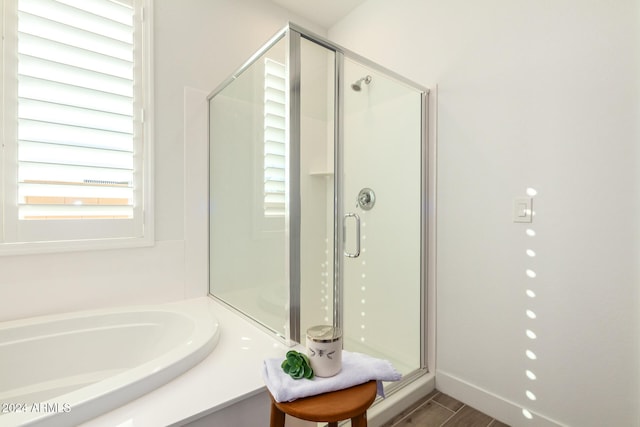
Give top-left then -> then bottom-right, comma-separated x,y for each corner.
351,75 -> 372,91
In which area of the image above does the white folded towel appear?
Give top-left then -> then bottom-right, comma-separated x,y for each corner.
262,350 -> 402,402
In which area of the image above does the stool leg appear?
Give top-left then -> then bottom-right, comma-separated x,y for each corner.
328,423 -> 338,427
351,412 -> 368,427
270,401 -> 286,427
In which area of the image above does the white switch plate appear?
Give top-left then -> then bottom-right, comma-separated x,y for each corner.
513,197 -> 533,223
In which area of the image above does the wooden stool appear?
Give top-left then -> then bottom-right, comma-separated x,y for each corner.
269,380 -> 377,427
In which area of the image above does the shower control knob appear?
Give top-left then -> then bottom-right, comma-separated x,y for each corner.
356,188 -> 376,210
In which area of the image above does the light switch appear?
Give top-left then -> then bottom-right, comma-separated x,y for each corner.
514,197 -> 533,223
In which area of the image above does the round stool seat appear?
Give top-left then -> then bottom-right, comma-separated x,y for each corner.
269,380 -> 377,427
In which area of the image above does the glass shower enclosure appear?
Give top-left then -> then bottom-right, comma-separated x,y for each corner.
208,24 -> 429,383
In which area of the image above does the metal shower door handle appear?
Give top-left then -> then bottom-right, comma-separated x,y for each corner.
343,212 -> 361,258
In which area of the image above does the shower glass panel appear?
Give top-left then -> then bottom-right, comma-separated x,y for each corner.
341,58 -> 423,375
209,34 -> 290,337
299,37 -> 336,333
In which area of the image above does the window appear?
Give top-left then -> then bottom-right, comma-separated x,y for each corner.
1,0 -> 152,253
263,58 -> 286,217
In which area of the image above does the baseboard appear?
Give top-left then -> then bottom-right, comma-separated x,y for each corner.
435,370 -> 566,427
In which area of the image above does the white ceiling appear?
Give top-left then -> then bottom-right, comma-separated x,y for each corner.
269,0 -> 368,28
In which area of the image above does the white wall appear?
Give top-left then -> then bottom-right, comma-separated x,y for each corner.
330,1 -> 639,426
0,0 -> 325,322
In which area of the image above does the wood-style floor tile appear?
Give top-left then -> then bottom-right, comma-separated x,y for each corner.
384,389 -> 511,427
382,390 -> 440,426
432,393 -> 465,412
391,400 -> 455,426
441,405 -> 493,427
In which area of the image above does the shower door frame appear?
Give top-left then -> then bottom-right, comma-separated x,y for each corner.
207,23 -> 433,380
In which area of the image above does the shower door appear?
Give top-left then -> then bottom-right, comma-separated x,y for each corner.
340,58 -> 425,376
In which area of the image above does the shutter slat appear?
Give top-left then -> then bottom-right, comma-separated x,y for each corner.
264,181 -> 284,193
19,119 -> 133,152
264,88 -> 285,104
265,141 -> 285,156
20,162 -> 133,186
19,141 -> 134,169
19,0 -> 133,43
264,127 -> 285,142
55,0 -> 133,26
264,167 -> 285,181
265,195 -> 285,204
19,75 -> 133,116
19,99 -> 133,133
265,112 -> 285,129
19,11 -> 133,61
20,55 -> 133,97
19,33 -> 132,80
18,162 -> 133,183
265,153 -> 285,169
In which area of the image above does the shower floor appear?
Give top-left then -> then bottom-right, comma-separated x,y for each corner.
382,390 -> 510,427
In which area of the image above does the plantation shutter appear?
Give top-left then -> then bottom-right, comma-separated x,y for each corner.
263,58 -> 286,217
17,0 -> 136,220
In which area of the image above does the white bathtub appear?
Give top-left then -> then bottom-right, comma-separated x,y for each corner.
0,298 -> 220,427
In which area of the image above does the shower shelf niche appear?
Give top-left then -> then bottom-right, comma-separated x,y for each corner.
308,170 -> 334,176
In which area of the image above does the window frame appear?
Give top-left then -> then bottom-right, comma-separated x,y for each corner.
0,0 -> 154,255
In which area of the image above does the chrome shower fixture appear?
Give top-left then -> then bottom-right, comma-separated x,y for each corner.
351,75 -> 372,91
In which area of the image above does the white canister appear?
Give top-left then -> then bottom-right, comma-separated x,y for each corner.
306,325 -> 342,377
